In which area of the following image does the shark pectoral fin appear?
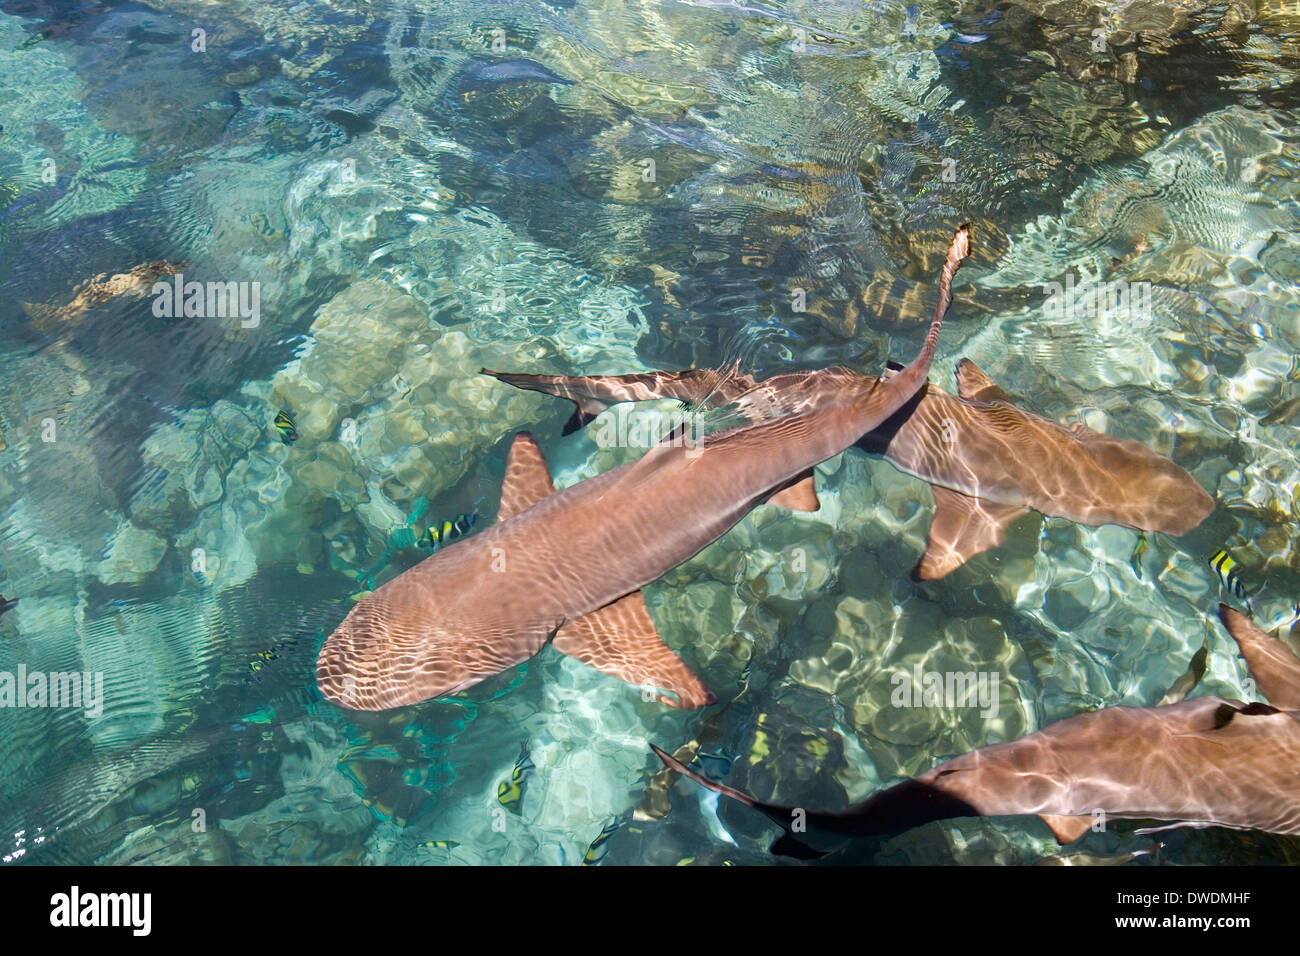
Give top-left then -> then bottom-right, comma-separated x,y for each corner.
553,592 -> 716,708
764,468 -> 820,512
955,359 -> 1010,402
912,486 -> 1028,580
1217,604 -> 1300,710
498,431 -> 557,522
1039,814 -> 1093,845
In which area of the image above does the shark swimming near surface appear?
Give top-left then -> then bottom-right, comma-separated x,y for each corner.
486,352 -> 1213,582
652,603 -> 1300,858
24,260 -> 188,329
316,226 -> 972,711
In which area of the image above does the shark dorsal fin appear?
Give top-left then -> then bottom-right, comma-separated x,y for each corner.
553,592 -> 716,709
1039,814 -> 1092,844
1218,604 -> 1300,710
955,359 -> 1009,402
764,468 -> 819,511
498,432 -> 557,522
912,486 -> 1028,581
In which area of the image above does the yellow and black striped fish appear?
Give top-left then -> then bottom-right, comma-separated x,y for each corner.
274,410 -> 298,445
496,740 -> 534,815
1129,531 -> 1149,579
582,819 -> 624,866
421,512 -> 479,550
1209,549 -> 1249,600
416,840 -> 459,850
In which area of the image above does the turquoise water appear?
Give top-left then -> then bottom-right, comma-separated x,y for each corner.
1,0 -> 1298,865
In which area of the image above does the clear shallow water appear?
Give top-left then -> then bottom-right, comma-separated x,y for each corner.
0,0 -> 1298,865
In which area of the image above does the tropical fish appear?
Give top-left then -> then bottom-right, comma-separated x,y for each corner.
1129,531 -> 1148,579
24,260 -> 187,328
496,741 -> 535,815
316,227 -> 971,711
420,512 -> 479,551
486,340 -> 1212,585
274,410 -> 299,446
581,819 -> 624,865
1159,634 -> 1209,706
416,840 -> 460,850
653,603 -> 1300,856
737,655 -> 753,692
0,596 -> 16,617
1209,548 -> 1249,600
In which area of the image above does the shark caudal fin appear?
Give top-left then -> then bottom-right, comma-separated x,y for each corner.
1218,603 -> 1300,710
649,744 -> 827,857
650,744 -> 982,857
880,224 -> 970,399
482,368 -> 743,435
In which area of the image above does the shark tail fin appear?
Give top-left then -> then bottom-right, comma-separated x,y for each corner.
650,744 -> 826,858
483,369 -> 612,434
907,224 -> 970,378
862,225 -> 970,426
24,302 -> 60,327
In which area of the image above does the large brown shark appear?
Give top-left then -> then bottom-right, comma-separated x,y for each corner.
486,353 -> 1213,582
316,227 -> 972,711
24,260 -> 188,329
652,603 -> 1300,857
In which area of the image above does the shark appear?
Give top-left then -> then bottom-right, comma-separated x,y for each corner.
315,226 -> 972,711
486,353 -> 1213,583
652,603 -> 1300,858
24,260 -> 188,329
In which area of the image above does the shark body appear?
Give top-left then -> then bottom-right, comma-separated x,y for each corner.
316,227 -> 971,711
487,356 -> 1213,580
654,604 -> 1300,856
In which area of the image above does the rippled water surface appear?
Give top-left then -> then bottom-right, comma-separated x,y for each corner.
1,0 -> 1298,865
